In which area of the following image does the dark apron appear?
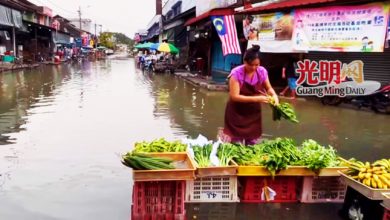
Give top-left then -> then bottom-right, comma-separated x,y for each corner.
224,75 -> 263,141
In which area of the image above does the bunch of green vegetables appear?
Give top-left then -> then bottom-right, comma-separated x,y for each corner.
133,138 -> 187,153
231,144 -> 263,166
256,138 -> 302,176
232,138 -> 341,176
297,139 -> 340,170
268,97 -> 299,123
122,152 -> 175,170
193,144 -> 213,168
217,143 -> 238,166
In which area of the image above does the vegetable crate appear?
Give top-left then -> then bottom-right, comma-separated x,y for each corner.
132,180 -> 186,219
300,176 -> 346,203
131,207 -> 186,220
185,176 -> 239,203
239,176 -> 300,203
383,207 -> 390,220
185,203 -> 237,220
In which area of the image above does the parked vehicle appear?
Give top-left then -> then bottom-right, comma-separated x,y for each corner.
143,60 -> 155,73
321,84 -> 390,114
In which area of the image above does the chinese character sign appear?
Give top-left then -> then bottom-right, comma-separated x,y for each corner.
295,59 -> 381,97
292,3 -> 389,52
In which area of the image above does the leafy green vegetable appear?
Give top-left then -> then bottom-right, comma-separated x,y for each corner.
133,138 -> 187,153
297,139 -> 340,171
232,137 -> 341,176
269,97 -> 299,123
231,144 -> 264,166
257,138 -> 301,176
217,143 -> 238,166
193,144 -> 213,168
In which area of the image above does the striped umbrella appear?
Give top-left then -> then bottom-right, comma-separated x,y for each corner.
150,43 -> 179,54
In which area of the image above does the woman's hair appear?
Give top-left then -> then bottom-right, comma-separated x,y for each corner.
244,45 -> 261,63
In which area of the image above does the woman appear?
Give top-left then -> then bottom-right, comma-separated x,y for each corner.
222,45 -> 279,145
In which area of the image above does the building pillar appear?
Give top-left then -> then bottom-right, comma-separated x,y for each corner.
12,27 -> 16,57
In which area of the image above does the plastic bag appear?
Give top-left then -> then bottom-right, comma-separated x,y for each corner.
210,140 -> 222,166
261,186 -> 276,201
182,134 -> 212,162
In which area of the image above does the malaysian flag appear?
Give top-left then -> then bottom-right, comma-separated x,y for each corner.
211,15 -> 242,56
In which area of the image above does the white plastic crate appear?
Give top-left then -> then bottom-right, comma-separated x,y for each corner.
186,176 -> 239,203
300,176 -> 346,203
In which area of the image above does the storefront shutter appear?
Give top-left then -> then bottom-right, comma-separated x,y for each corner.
306,48 -> 390,87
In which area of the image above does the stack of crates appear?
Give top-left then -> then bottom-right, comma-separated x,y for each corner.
131,181 -> 186,220
186,176 -> 239,203
300,176 -> 346,203
239,176 -> 300,203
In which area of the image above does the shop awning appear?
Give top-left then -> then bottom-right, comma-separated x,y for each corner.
11,9 -> 23,28
0,6 -> 23,28
185,8 -> 235,26
241,0 -> 337,13
0,5 -> 14,27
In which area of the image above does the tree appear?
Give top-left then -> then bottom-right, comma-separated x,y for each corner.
99,32 -> 134,50
99,32 -> 114,49
113,32 -> 134,49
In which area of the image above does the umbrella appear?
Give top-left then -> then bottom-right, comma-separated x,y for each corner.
142,42 -> 155,49
150,43 -> 159,50
156,42 -> 179,54
134,43 -> 144,49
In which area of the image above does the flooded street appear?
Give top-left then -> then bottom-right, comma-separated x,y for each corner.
0,58 -> 389,219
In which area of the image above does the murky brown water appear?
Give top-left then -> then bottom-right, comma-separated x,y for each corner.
0,58 -> 388,219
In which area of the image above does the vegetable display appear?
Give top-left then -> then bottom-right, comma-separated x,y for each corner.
217,143 -> 238,166
193,144 -> 213,168
269,97 -> 299,123
259,138 -> 302,176
232,138 -> 342,176
343,158 -> 390,189
122,152 -> 175,170
299,139 -> 340,170
133,138 -> 187,153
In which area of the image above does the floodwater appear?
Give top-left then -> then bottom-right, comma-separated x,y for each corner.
0,57 -> 388,219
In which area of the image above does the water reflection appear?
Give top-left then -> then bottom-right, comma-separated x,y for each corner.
0,63 -> 113,144
147,73 -> 389,161
0,59 -> 388,219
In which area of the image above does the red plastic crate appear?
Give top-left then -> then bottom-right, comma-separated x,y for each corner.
132,181 -> 185,217
131,210 -> 186,220
300,176 -> 346,203
240,176 -> 299,203
384,207 -> 390,220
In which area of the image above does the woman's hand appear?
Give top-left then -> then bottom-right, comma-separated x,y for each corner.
272,94 -> 279,105
255,95 -> 270,103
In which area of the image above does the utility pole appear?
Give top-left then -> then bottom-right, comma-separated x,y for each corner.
94,23 -> 97,49
78,6 -> 82,30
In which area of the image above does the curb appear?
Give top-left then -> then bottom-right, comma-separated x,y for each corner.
174,72 -> 228,92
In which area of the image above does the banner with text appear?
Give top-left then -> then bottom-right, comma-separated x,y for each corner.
244,12 -> 304,53
292,3 -> 389,52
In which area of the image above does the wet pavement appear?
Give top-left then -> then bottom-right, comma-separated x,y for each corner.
0,58 -> 388,219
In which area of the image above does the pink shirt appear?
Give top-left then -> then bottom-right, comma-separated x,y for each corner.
229,65 -> 268,87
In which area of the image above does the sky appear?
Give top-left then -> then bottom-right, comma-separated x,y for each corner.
29,0 -> 159,38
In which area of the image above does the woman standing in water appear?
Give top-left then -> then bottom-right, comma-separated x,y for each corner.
222,45 -> 279,145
